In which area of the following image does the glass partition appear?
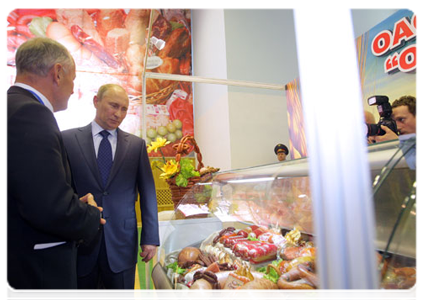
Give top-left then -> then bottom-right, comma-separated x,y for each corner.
153,138 -> 416,290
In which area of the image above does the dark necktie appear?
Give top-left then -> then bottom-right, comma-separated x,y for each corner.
97,130 -> 113,186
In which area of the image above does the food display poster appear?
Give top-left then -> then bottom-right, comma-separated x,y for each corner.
7,9 -> 194,158
286,10 -> 416,160
356,9 -> 416,109
285,78 -> 308,159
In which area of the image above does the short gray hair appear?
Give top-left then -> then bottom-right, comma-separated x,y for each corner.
15,37 -> 74,77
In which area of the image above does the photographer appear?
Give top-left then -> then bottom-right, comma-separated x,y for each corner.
370,95 -> 416,143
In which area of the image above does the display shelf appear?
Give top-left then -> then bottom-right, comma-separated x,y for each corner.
152,138 -> 416,290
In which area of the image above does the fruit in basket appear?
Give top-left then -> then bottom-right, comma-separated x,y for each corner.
175,129 -> 183,139
147,128 -> 157,139
173,119 -> 183,129
166,122 -> 176,133
167,133 -> 177,143
157,126 -> 168,136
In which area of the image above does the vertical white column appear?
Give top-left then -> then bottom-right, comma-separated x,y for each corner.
192,9 -> 232,171
294,8 -> 379,288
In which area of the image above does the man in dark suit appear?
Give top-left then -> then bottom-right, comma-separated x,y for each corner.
8,37 -> 105,289
62,84 -> 160,289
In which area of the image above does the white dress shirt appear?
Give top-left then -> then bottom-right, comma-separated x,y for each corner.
14,83 -> 54,113
91,120 -> 118,160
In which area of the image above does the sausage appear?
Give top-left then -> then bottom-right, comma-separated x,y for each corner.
7,30 -> 28,50
236,278 -> 278,300
16,15 -> 40,26
278,266 -> 316,295
70,25 -> 121,69
215,270 -> 264,287
188,279 -> 213,300
7,10 -> 20,25
280,246 -> 302,260
393,267 -> 416,277
15,9 -> 56,22
46,22 -> 102,65
178,247 -> 202,267
277,277 -> 315,289
298,263 -> 318,288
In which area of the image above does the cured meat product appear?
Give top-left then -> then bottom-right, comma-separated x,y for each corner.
233,240 -> 263,257
238,242 -> 278,264
216,232 -> 237,244
152,13 -> 172,41
158,27 -> 191,59
237,230 -> 249,238
71,25 -> 121,69
105,28 -> 130,54
56,9 -> 104,46
95,9 -> 126,42
222,236 -> 248,248
124,9 -> 150,45
46,22 -> 102,67
250,227 -> 267,238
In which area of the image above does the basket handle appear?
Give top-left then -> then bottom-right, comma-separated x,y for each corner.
172,135 -> 204,171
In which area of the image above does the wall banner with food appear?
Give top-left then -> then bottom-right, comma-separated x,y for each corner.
356,9 -> 416,106
285,78 -> 307,160
7,9 -> 194,158
285,9 -> 416,160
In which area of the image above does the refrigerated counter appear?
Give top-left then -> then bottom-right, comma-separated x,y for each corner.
152,137 -> 416,290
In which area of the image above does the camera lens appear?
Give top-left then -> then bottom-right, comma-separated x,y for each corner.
366,124 -> 385,137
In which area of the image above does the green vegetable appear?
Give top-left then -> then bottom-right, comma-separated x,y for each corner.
166,261 -> 177,269
272,259 -> 283,266
247,235 -> 259,241
264,267 -> 280,284
304,292 -> 317,300
257,259 -> 284,283
175,174 -> 188,187
175,158 -> 200,187
29,17 -> 53,37
166,261 -> 186,274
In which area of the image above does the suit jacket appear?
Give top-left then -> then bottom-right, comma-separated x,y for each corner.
62,123 -> 160,275
7,86 -> 101,289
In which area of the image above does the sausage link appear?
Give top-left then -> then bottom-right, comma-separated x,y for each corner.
70,25 -> 121,69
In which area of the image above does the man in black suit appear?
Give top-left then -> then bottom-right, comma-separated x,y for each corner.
7,37 -> 105,289
62,84 -> 160,289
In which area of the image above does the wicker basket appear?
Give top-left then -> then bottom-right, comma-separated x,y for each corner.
166,135 -> 216,210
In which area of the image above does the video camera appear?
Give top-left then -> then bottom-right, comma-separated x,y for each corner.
365,95 -> 398,137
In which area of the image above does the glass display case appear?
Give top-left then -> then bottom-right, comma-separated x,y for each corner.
151,137 -> 416,290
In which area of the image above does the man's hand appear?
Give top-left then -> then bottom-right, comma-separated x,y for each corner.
80,193 -> 106,225
374,125 -> 399,143
139,245 -> 157,262
367,136 -> 376,144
